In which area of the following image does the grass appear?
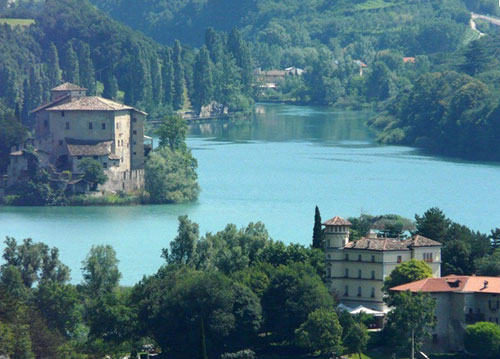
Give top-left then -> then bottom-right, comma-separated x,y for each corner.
0,18 -> 35,27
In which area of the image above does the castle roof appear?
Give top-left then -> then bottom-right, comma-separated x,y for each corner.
323,216 -> 352,226
47,96 -> 147,115
344,235 -> 441,251
66,139 -> 113,156
391,275 -> 500,294
31,93 -> 71,114
51,82 -> 87,91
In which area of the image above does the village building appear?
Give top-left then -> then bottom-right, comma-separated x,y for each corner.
324,216 -> 442,312
6,82 -> 147,193
253,67 -> 305,89
391,275 -> 500,352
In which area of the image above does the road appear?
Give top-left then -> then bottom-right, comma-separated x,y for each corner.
471,12 -> 500,27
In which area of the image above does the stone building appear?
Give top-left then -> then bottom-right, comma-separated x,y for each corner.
7,83 -> 147,192
392,275 -> 500,352
324,216 -> 442,312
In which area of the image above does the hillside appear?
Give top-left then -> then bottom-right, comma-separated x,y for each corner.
89,0 -> 475,65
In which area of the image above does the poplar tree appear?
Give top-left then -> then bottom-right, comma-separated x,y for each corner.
151,56 -> 162,105
21,78 -> 31,123
61,42 -> 79,85
172,40 -> 185,110
193,46 -> 214,114
46,43 -> 62,88
227,28 -> 252,94
205,28 -> 224,64
161,49 -> 174,106
29,66 -> 43,110
312,206 -> 324,249
75,41 -> 96,94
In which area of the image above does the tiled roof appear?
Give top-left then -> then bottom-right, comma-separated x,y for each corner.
31,93 -> 71,114
344,235 -> 441,251
345,237 -> 409,251
391,275 -> 500,294
51,83 -> 87,91
410,235 -> 441,247
403,57 -> 416,63
323,216 -> 352,226
47,96 -> 147,115
66,139 -> 113,156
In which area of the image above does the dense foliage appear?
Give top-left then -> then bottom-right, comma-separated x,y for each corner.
464,321 -> 500,357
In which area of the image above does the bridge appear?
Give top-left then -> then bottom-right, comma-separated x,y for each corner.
148,114 -> 231,127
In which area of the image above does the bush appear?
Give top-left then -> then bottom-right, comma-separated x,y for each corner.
464,322 -> 500,357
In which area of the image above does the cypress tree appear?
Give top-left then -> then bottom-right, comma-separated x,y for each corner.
312,206 -> 325,249
29,66 -> 43,110
162,49 -> 174,106
200,317 -> 208,359
61,41 -> 79,85
21,78 -> 31,122
172,40 -> 185,110
0,64 -> 18,108
193,46 -> 214,114
151,55 -> 162,105
129,44 -> 152,107
76,41 -> 96,94
461,40 -> 491,76
46,42 -> 62,87
102,69 -> 118,100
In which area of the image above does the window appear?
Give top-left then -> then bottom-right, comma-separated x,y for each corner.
133,130 -> 137,135
77,156 -> 82,160
58,140 -> 63,146
345,268 -> 349,278
103,162 -> 107,169
344,286 -> 349,296
132,117 -> 137,123
345,253 -> 349,261
358,254 -> 362,262
133,152 -> 137,155
327,267 -> 331,277
102,123 -> 106,130
65,122 -> 70,130
357,286 -> 362,297
116,122 -> 120,129
424,253 -> 433,263
327,254 -> 331,259
61,111 -> 65,117
397,255 -> 402,263
93,156 -> 98,160
371,287 -> 375,298
371,270 -> 375,279
358,269 -> 362,278
133,141 -> 137,145
371,255 -> 375,263
43,120 -> 48,128
89,122 -> 93,130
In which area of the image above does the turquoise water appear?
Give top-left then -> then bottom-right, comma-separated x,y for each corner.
2,103 -> 500,285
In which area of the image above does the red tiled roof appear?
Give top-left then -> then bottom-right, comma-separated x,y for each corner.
403,57 -> 416,63
323,216 -> 352,226
391,275 -> 500,294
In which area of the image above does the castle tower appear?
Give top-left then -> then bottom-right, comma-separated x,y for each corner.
323,216 -> 351,249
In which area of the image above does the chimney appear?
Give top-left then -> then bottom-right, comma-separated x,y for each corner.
484,280 -> 489,288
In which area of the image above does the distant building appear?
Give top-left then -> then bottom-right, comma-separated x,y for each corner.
353,60 -> 368,76
254,67 -> 304,89
324,216 -> 442,312
403,57 -> 416,64
6,82 -> 147,193
392,275 -> 500,352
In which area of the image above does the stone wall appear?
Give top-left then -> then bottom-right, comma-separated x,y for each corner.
98,168 -> 144,193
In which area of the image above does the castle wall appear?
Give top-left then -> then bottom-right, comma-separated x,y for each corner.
98,168 -> 144,193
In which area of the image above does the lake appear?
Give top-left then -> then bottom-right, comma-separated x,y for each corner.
2,103 -> 500,285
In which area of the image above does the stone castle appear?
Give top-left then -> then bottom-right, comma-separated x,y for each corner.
6,83 -> 149,193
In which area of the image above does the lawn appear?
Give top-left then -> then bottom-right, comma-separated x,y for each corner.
0,18 -> 35,27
